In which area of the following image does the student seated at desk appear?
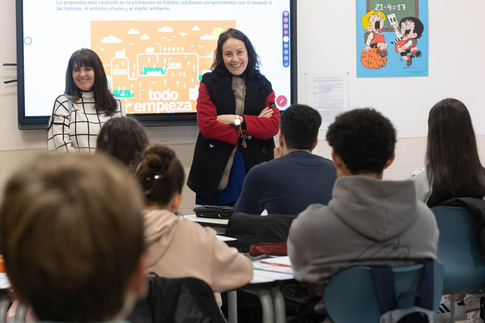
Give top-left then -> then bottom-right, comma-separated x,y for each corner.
136,144 -> 253,292
235,104 -> 337,215
0,153 -> 147,322
409,98 -> 485,206
288,108 -> 438,317
96,116 -> 149,172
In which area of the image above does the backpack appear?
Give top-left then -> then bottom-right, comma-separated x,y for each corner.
371,261 -> 438,323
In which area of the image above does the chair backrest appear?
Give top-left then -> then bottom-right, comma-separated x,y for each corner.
324,261 -> 444,323
127,275 -> 225,323
432,205 -> 485,294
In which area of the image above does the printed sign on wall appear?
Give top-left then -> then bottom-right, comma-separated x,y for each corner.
356,0 -> 428,77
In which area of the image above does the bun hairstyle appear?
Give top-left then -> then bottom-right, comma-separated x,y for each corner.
136,144 -> 185,207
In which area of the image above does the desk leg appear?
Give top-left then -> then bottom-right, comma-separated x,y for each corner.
0,297 -> 10,323
15,304 -> 27,322
271,286 -> 285,323
246,288 -> 274,323
227,290 -> 238,323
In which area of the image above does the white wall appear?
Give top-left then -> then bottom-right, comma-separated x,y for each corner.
297,0 -> 485,137
1,0 -> 485,213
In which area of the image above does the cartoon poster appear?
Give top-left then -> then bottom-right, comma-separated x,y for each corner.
356,0 -> 428,77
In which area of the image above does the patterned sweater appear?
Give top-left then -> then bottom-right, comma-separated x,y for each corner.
47,91 -> 124,153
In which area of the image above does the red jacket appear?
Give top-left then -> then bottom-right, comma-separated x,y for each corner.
188,70 -> 280,202
196,81 -> 279,145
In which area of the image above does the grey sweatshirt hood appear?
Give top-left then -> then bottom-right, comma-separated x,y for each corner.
329,176 -> 418,241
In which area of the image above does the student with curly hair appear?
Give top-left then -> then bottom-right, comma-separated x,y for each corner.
288,108 -> 438,288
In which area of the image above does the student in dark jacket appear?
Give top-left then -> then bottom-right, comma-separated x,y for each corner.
235,104 -> 337,215
188,28 -> 280,205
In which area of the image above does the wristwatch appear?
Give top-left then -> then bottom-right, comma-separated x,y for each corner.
234,116 -> 241,127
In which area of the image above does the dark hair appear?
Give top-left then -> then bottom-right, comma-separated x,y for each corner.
281,104 -> 321,150
212,28 -> 260,75
136,144 -> 185,207
426,98 -> 485,197
97,117 -> 149,171
65,48 -> 118,115
400,17 -> 424,38
0,153 -> 144,321
326,108 -> 396,175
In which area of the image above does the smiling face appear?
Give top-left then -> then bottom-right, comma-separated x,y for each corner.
368,13 -> 384,32
72,63 -> 95,91
222,38 -> 248,76
400,20 -> 417,39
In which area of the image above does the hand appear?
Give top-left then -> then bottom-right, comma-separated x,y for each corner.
274,146 -> 283,159
217,114 -> 241,125
364,45 -> 371,52
258,107 -> 274,118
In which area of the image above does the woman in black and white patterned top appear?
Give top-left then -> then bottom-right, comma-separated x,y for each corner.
47,48 -> 125,153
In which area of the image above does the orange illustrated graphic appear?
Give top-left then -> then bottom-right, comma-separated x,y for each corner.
360,48 -> 387,69
91,21 -> 236,114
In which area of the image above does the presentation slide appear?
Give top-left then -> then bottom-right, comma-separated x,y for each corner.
20,0 -> 293,119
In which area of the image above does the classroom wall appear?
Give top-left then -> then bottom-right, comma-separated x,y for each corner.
1,0 -> 484,214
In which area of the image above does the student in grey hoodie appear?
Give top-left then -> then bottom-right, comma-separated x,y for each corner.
288,108 -> 439,285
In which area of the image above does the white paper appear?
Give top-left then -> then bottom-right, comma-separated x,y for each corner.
306,73 -> 349,130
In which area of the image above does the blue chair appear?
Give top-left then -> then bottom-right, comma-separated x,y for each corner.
431,206 -> 485,294
324,261 -> 444,323
432,206 -> 485,322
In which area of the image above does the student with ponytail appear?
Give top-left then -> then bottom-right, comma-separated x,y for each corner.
136,144 -> 253,292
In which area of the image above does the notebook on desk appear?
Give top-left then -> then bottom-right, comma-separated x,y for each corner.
194,205 -> 233,219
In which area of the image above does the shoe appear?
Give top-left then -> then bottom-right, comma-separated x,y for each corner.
438,297 -> 467,322
468,309 -> 484,322
464,294 -> 481,312
406,57 -> 413,66
413,50 -> 421,57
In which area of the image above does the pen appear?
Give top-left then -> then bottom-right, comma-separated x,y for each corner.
259,260 -> 292,268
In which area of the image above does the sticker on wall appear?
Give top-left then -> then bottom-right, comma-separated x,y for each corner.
356,0 -> 428,77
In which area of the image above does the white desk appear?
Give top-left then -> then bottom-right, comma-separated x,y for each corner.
228,257 -> 293,323
216,235 -> 237,242
183,214 -> 228,234
183,214 -> 229,225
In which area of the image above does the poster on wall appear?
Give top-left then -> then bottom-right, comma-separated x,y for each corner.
356,0 -> 428,77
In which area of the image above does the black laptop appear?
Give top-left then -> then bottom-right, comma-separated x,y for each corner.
194,205 -> 233,219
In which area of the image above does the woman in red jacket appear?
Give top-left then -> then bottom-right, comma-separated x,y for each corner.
188,28 -> 280,205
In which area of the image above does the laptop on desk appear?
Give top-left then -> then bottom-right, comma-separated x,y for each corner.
193,205 -> 233,219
